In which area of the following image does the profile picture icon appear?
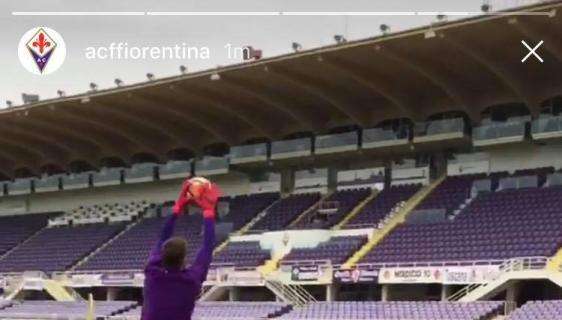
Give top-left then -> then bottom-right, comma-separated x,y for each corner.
18,27 -> 66,75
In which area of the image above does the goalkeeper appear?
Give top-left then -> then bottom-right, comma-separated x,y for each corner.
141,177 -> 220,320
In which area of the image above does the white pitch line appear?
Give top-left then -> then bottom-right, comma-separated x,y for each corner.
11,11 -> 552,17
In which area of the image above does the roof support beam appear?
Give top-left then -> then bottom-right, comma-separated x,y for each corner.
8,115 -> 103,166
268,65 -> 369,127
64,103 -> 163,155
104,95 -> 209,153
131,92 -> 239,146
92,99 -> 184,149
443,35 -> 541,115
39,108 -> 135,164
0,122 -> 73,160
219,75 -> 319,132
0,139 -> 41,172
512,18 -> 562,63
322,56 -> 421,122
0,160 -> 14,179
375,45 -> 480,121
169,84 -> 275,139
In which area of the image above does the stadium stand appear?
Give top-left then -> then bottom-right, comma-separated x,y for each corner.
414,174 -> 482,214
278,301 -> 504,320
220,192 -> 280,231
212,241 -> 270,267
361,176 -> 562,264
1,2 -> 562,318
78,193 -> 276,271
0,201 -> 154,273
192,301 -> 290,319
0,213 -> 50,256
291,189 -> 371,229
250,193 -> 321,231
282,235 -> 368,265
345,184 -> 421,228
76,206 -> 209,271
0,300 -> 137,319
507,300 -> 562,320
0,222 -> 127,273
49,200 -> 151,226
114,301 -> 289,320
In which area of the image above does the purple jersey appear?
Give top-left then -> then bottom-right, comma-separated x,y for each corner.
142,215 -> 215,320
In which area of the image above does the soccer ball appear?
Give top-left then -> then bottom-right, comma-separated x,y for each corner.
187,177 -> 211,199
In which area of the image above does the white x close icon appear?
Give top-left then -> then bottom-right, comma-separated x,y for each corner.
521,40 -> 544,63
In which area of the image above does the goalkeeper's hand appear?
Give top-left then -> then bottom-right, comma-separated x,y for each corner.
194,183 -> 221,219
172,178 -> 192,216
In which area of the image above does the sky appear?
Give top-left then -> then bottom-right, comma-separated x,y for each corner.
0,0 -> 540,107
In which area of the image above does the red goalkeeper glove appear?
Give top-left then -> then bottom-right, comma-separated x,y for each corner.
172,178 -> 192,216
194,183 -> 221,219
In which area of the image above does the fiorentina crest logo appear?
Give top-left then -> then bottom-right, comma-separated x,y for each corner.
26,28 -> 57,73
18,27 -> 66,75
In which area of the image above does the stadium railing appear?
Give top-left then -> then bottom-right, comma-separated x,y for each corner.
473,121 -> 527,141
279,259 -> 332,267
334,256 -> 551,272
448,256 -> 550,301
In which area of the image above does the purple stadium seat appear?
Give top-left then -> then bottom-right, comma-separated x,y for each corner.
507,300 -> 562,320
279,301 -> 504,320
282,235 -> 368,265
250,193 -> 321,231
416,175 -> 483,213
346,184 -> 421,227
77,210 -> 206,271
361,181 -> 562,265
118,301 -> 289,319
0,300 -> 137,319
212,241 -> 270,267
78,193 -> 277,272
0,213 -> 50,256
0,222 -> 126,273
291,188 -> 371,229
220,192 -> 280,230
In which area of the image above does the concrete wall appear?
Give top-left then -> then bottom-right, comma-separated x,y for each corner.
0,172 -> 251,216
449,143 -> 562,176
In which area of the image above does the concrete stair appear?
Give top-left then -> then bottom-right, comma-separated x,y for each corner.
547,248 -> 562,272
341,175 -> 446,269
43,279 -> 79,301
332,189 -> 380,230
70,218 -> 142,271
287,191 -> 333,229
212,197 -> 283,255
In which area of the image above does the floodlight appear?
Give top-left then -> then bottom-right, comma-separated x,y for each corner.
292,42 -> 302,52
380,24 -> 390,34
481,1 -> 491,12
334,35 -> 347,44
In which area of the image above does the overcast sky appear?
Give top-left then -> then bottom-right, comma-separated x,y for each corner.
0,0 -> 536,106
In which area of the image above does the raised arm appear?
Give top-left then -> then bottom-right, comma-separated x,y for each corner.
186,183 -> 220,282
188,215 -> 216,281
146,179 -> 191,269
146,214 -> 177,267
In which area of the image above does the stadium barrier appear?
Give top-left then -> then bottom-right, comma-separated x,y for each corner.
448,256 -> 551,301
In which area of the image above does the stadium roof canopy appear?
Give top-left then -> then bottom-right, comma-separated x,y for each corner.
1,1 -> 562,177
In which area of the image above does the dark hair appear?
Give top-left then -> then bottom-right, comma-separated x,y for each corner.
162,237 -> 187,269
